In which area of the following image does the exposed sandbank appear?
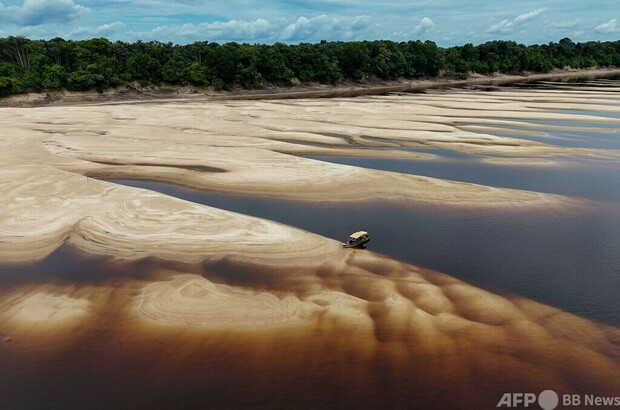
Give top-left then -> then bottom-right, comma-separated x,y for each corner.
2,82 -> 618,260
1,83 -> 619,407
2,84 -> 618,262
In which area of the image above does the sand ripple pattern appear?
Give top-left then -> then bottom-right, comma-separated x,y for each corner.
137,274 -> 312,327
1,289 -> 91,327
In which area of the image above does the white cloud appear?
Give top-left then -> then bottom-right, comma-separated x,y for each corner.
595,18 -> 617,33
487,19 -> 512,34
282,15 -> 343,41
514,8 -> 545,24
120,14 -> 375,44
282,14 -> 371,42
487,8 -> 544,35
2,0 -> 90,26
413,17 -> 434,35
282,16 -> 320,41
144,18 -> 277,43
198,18 -> 274,41
70,21 -> 126,38
0,1 -> 615,47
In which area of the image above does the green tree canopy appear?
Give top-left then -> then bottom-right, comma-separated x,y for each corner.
0,37 -> 617,96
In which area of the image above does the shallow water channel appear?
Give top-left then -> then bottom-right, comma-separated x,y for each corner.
108,178 -> 620,327
102,109 -> 620,326
311,152 -> 620,201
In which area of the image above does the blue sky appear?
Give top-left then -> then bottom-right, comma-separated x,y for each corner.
0,0 -> 618,46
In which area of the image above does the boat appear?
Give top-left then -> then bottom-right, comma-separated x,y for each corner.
342,231 -> 370,248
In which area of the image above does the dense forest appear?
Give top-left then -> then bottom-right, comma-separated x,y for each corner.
1,36 -> 619,97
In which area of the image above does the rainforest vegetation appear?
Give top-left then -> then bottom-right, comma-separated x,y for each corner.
1,36 -> 619,96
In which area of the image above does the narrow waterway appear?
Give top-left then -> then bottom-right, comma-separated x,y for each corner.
310,153 -> 620,201
106,178 -> 620,327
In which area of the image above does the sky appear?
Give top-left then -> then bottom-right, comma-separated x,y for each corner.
0,0 -> 618,46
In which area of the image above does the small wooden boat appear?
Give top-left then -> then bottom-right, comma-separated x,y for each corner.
342,231 -> 370,248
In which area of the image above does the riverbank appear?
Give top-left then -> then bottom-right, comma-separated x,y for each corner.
1,67 -> 619,107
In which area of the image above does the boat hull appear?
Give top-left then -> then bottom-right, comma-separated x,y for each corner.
342,238 -> 370,248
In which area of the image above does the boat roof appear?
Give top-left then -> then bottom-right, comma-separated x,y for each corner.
349,231 -> 368,239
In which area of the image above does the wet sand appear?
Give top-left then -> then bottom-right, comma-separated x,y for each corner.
1,249 -> 619,409
1,83 -> 620,408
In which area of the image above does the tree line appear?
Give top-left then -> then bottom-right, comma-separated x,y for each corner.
1,36 -> 619,97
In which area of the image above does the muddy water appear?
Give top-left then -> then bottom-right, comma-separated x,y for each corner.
1,245 -> 618,410
0,247 -> 537,410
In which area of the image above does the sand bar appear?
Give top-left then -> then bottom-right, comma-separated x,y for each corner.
3,89 -> 612,259
3,85 -> 619,262
1,83 -> 619,406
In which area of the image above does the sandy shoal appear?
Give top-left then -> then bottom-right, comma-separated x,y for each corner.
2,86 -> 619,262
5,87 -> 618,258
1,86 -> 618,264
1,86 -> 619,405
3,86 -> 620,208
